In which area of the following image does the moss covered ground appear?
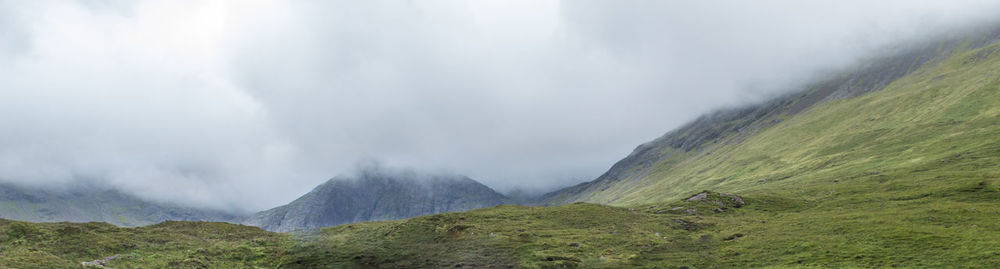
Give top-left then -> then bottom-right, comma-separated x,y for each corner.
3,184 -> 998,268
0,220 -> 288,268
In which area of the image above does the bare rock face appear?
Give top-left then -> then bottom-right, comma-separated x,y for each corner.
243,169 -> 510,232
685,193 -> 709,202
81,254 -> 120,268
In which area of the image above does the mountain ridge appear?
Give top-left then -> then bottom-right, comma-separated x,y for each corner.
4,20 -> 1000,269
243,169 -> 510,232
541,25 -> 1000,206
0,182 -> 241,226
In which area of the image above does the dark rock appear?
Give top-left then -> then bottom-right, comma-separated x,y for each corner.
244,168 -> 510,232
723,233 -> 745,241
720,193 -> 746,207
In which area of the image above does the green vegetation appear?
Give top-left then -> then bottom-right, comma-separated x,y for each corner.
0,220 -> 288,268
279,188 -> 1000,268
288,35 -> 1000,267
3,26 -> 1000,269
565,39 -> 1000,208
6,187 -> 996,268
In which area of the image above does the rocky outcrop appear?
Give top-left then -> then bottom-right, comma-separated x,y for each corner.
243,169 -> 510,232
81,254 -> 120,268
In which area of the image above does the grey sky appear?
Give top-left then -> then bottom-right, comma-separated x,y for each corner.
1,0 -> 998,212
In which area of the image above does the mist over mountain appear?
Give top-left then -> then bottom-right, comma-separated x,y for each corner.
4,1 -> 1000,268
243,167 -> 509,232
0,182 -> 240,226
543,24 -> 1000,206
3,1 -> 1000,211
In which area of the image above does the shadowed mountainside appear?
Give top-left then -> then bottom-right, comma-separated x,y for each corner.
243,169 -> 510,232
0,183 -> 241,227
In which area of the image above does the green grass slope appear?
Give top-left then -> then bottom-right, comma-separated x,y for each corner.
545,33 -> 1000,208
3,187 -> 998,268
3,27 -> 1000,269
0,219 -> 288,268
608,39 -> 1000,207
286,189 -> 1000,268
275,33 -> 1000,267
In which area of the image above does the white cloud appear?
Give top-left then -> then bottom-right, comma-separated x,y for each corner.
0,0 -> 998,211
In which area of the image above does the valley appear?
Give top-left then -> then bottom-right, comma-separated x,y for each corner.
2,9 -> 1000,269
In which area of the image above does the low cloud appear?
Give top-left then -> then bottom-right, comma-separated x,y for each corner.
1,0 -> 998,212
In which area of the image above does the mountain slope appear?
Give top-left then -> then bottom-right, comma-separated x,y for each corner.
280,26 -> 1000,268
542,26 -> 1000,206
4,24 -> 1000,269
243,169 -> 510,232
0,183 -> 241,226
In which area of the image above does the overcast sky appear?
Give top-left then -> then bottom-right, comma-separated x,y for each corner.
1,0 -> 999,212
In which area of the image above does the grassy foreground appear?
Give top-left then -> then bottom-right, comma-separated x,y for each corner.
284,189 -> 1000,268
0,219 -> 287,268
2,186 -> 999,268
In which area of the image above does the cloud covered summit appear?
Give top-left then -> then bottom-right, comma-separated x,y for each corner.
1,0 -> 998,212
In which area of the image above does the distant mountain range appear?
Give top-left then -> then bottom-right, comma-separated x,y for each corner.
0,169 -> 513,232
0,183 -> 240,226
243,169 -> 510,232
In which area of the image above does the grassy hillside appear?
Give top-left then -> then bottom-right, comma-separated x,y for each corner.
285,189 -> 1000,268
3,25 -> 1000,269
545,33 -> 1000,208
627,39 -> 999,206
278,32 -> 1000,267
0,219 -> 287,268
5,188 -> 997,268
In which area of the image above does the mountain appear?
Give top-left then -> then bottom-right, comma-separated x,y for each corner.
267,26 -> 1000,267
290,25 -> 1000,267
0,182 -> 241,226
243,169 -> 510,232
5,24 -> 1000,269
541,26 -> 1000,207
